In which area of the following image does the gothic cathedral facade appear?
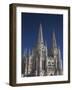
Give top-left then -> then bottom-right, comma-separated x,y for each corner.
22,24 -> 63,77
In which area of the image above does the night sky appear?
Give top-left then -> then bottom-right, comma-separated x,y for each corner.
21,13 -> 63,60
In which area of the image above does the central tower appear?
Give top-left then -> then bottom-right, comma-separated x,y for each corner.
36,24 -> 45,76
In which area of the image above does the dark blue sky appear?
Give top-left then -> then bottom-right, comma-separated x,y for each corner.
21,13 -> 63,59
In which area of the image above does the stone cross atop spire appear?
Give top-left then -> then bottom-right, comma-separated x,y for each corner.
37,23 -> 44,45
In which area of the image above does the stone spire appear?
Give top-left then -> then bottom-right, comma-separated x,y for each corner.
24,48 -> 28,76
37,23 -> 44,45
45,41 -> 48,56
28,49 -> 31,75
58,47 -> 63,75
45,41 -> 48,75
29,48 -> 31,56
52,32 -> 57,49
24,48 -> 27,56
37,24 -> 44,76
52,32 -> 58,75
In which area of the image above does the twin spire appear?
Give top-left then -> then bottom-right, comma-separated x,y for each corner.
37,23 -> 57,49
24,24 -> 57,56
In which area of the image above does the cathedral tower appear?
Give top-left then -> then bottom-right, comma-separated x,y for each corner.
52,32 -> 58,74
52,32 -> 57,56
37,24 -> 45,76
58,48 -> 63,75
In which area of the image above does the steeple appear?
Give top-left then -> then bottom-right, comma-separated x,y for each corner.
28,48 -> 31,56
23,48 -> 27,57
58,47 -> 63,75
37,23 -> 44,45
37,24 -> 44,76
52,32 -> 57,49
28,49 -> 31,75
45,41 -> 48,56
